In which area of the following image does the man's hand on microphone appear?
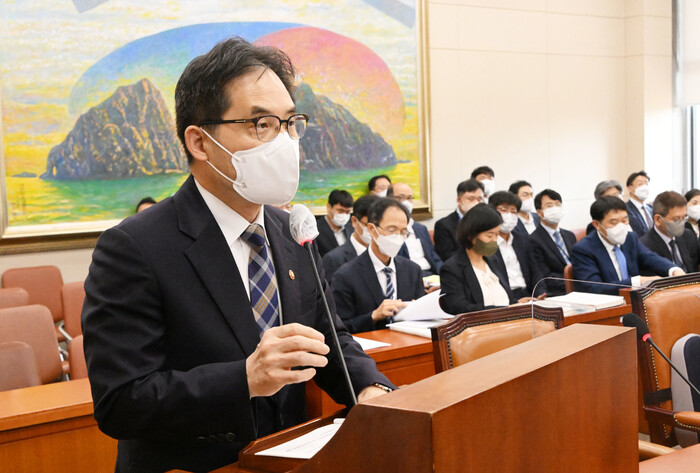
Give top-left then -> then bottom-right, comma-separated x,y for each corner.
246,323 -> 330,398
371,299 -> 406,322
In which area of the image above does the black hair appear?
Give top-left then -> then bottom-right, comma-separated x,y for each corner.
652,191 -> 687,217
685,189 -> 700,202
488,191 -> 521,212
367,197 -> 409,226
590,196 -> 628,221
508,180 -> 531,196
456,203 -> 502,250
135,197 -> 156,213
456,179 -> 484,197
328,189 -> 353,208
368,174 -> 392,192
534,189 -> 563,210
175,37 -> 296,163
352,195 -> 379,220
626,170 -> 650,187
470,166 -> 495,179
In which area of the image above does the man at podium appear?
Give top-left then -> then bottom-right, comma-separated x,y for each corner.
81,38 -> 394,472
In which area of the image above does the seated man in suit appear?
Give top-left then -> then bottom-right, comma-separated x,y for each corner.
434,178 -> 485,262
332,198 -> 425,333
508,180 -> 540,235
323,195 -> 378,281
586,180 -> 624,235
368,174 -> 392,197
488,191 -> 546,300
640,191 -> 698,274
316,189 -> 354,257
571,196 -> 685,295
388,182 -> 443,277
530,189 -> 577,296
471,165 -> 495,200
626,170 -> 654,237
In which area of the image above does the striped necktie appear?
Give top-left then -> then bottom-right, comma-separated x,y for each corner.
553,231 -> 570,264
383,267 -> 395,324
240,224 -> 280,335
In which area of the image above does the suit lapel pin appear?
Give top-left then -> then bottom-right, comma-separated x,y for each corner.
289,270 -> 295,280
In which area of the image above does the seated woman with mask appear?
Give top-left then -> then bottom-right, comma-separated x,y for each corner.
440,203 -> 534,315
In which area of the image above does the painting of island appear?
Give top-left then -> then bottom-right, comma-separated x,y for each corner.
1,1 -> 425,236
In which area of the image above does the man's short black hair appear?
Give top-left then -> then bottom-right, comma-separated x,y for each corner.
175,37 -> 296,163
590,196 -> 628,222
534,189 -> 563,210
328,189 -> 353,208
368,174 -> 391,192
135,197 -> 156,213
685,189 -> 700,202
456,203 -> 502,250
352,195 -> 379,220
652,191 -> 687,217
456,179 -> 484,197
626,170 -> 650,187
508,180 -> 531,195
488,191 -> 521,212
367,197 -> 409,226
470,166 -> 495,179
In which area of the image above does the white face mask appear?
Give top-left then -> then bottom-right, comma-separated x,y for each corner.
200,129 -> 299,205
374,189 -> 388,198
481,179 -> 495,196
600,222 -> 629,246
499,212 -> 518,234
688,205 -> 700,222
520,197 -> 535,213
543,206 -> 564,225
400,200 -> 413,215
634,184 -> 650,201
374,232 -> 405,258
331,212 -> 350,228
359,225 -> 372,245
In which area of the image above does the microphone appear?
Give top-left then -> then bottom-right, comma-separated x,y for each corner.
622,313 -> 700,398
289,204 -> 357,406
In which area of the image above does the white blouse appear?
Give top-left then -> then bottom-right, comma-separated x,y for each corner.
473,264 -> 510,307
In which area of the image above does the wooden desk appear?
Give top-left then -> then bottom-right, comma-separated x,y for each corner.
0,378 -> 117,473
564,304 -> 632,327
305,329 -> 434,417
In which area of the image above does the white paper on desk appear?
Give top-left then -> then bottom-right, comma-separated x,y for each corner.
255,419 -> 344,459
352,336 -> 390,351
393,290 -> 452,322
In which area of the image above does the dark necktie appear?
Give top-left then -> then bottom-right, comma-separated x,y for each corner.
383,267 -> 395,324
240,224 -> 280,335
669,240 -> 686,272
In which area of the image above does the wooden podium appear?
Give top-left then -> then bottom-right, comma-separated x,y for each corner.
223,324 -> 639,473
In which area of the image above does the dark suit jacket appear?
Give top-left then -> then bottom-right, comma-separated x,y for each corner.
626,200 -> 652,237
439,250 -> 516,315
81,176 -> 393,473
530,225 -> 577,296
323,238 -> 363,282
490,233 -> 546,297
434,210 -> 460,262
331,251 -> 425,333
514,212 -> 541,236
570,230 -> 674,295
398,221 -> 443,276
315,216 -> 353,257
640,228 -> 698,274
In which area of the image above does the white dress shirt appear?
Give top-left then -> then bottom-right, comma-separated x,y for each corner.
327,216 -> 348,247
496,234 -> 527,290
368,246 -> 397,299
518,213 -> 537,234
350,233 -> 367,256
405,219 -> 431,271
473,264 -> 510,306
629,198 -> 652,227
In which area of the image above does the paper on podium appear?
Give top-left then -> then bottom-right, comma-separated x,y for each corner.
255,418 -> 344,459
352,336 -> 390,351
393,290 -> 452,322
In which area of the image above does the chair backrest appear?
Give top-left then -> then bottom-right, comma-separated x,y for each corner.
0,304 -> 63,384
431,304 -> 565,373
2,265 -> 64,322
628,274 -> 700,444
68,335 -> 87,380
0,341 -> 41,391
0,287 -> 29,309
62,281 -> 85,338
564,264 -> 574,294
573,228 -> 587,241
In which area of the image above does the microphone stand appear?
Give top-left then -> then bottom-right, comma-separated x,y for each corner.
304,242 -> 357,407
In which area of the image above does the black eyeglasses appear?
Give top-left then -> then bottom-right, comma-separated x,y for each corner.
199,113 -> 310,142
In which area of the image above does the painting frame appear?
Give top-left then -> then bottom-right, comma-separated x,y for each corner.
0,0 -> 432,255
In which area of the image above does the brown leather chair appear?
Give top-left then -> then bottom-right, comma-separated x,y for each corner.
68,335 -> 87,380
628,274 -> 700,447
572,228 -> 587,241
58,281 -> 85,341
430,304 -> 564,372
0,304 -> 64,384
2,265 -> 65,341
0,341 -> 41,391
0,287 -> 29,309
563,264 -> 574,294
